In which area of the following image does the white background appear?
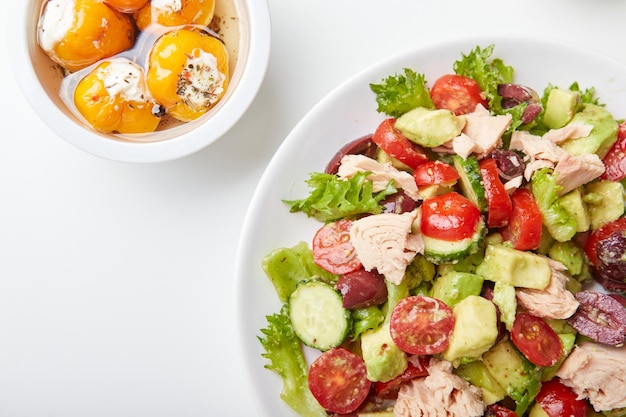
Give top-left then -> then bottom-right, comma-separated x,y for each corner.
2,0 -> 626,416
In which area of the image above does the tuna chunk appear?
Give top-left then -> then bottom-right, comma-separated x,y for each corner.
543,122 -> 594,144
516,259 -> 579,320
556,341 -> 626,411
350,210 -> 422,285
554,152 -> 605,196
394,358 -> 485,417
337,154 -> 420,200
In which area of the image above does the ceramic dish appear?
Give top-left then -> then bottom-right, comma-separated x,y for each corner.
235,36 -> 626,416
9,0 -> 270,163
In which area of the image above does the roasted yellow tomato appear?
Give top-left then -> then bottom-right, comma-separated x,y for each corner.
74,60 -> 163,134
146,28 -> 229,122
104,0 -> 150,13
135,0 -> 215,31
37,0 -> 136,72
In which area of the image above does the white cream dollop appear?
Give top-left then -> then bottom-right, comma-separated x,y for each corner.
38,0 -> 76,52
97,60 -> 147,102
178,50 -> 226,108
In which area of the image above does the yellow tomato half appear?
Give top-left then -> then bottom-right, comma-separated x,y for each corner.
40,0 -> 136,72
135,0 -> 215,31
146,28 -> 229,122
74,61 -> 162,134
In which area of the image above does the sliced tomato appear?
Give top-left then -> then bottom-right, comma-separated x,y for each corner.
412,160 -> 460,186
312,219 -> 362,275
430,74 -> 488,115
479,157 -> 513,228
373,356 -> 429,399
600,121 -> 626,181
500,188 -> 542,250
584,217 -> 626,266
308,347 -> 372,414
534,378 -> 587,417
420,191 -> 481,241
372,118 -> 429,169
510,313 -> 562,367
390,295 -> 455,355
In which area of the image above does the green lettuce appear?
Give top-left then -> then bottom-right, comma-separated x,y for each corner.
369,68 -> 435,117
258,305 -> 327,417
284,171 -> 397,223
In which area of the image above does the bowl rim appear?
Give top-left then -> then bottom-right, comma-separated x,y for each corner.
8,0 -> 272,163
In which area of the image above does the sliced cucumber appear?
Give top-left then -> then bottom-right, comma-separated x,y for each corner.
422,220 -> 485,264
453,155 -> 488,213
288,280 -> 351,351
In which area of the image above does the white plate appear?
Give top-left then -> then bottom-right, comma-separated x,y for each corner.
235,35 -> 626,417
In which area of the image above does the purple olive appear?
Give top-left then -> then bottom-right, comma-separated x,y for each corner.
335,269 -> 388,309
325,134 -> 378,174
498,83 -> 542,124
595,231 -> 626,283
567,291 -> 626,346
382,191 -> 418,214
490,149 -> 525,180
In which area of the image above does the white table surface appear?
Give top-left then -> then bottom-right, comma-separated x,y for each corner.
2,0 -> 626,416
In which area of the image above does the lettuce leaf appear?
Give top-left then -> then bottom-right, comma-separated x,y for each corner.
258,305 -> 327,417
369,68 -> 435,117
284,171 -> 397,223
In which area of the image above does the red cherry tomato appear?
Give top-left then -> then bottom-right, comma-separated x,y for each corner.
373,356 -> 429,399
420,192 -> 481,241
390,295 -> 455,355
600,121 -> 626,181
510,313 -> 562,367
308,347 -> 372,414
534,378 -> 588,417
584,217 -> 626,266
312,219 -> 362,275
412,160 -> 460,186
372,118 -> 429,169
430,74 -> 489,115
500,188 -> 542,250
479,157 -> 513,228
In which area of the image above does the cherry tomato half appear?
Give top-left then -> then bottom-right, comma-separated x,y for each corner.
420,192 -> 481,241
485,404 -> 518,417
534,378 -> 587,417
412,160 -> 460,187
372,118 -> 429,170
510,313 -> 562,367
479,157 -> 513,228
430,74 -> 488,115
600,121 -> 626,182
390,295 -> 455,355
500,188 -> 543,250
312,219 -> 362,275
308,347 -> 372,414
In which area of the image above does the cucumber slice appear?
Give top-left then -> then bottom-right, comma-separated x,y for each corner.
422,221 -> 485,264
453,155 -> 488,213
289,281 -> 351,351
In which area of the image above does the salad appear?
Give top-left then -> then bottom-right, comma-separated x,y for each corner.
257,44 -> 626,417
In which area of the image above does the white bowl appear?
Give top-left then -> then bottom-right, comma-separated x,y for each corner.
9,0 -> 271,163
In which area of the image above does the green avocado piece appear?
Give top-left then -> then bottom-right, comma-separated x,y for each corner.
360,322 -> 407,382
542,88 -> 580,129
560,104 -> 619,158
395,107 -> 465,148
557,187 -> 591,233
475,244 -> 552,289
442,295 -> 499,363
455,360 -> 506,405
584,180 -> 625,230
431,271 -> 483,308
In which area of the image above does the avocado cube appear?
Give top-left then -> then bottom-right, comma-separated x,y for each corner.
543,88 -> 580,129
560,104 -> 619,158
475,244 -> 552,289
395,107 -> 465,148
455,360 -> 506,404
431,271 -> 484,308
557,187 -> 591,233
584,180 -> 625,229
